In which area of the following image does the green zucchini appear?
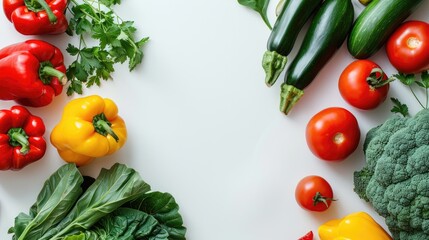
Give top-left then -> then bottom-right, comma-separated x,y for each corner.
348,0 -> 424,59
262,0 -> 323,87
279,0 -> 354,115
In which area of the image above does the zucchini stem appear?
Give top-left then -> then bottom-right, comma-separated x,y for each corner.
262,51 -> 287,87
280,83 -> 304,115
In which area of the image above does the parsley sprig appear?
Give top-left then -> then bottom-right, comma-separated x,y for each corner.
389,71 -> 429,117
394,71 -> 429,109
65,0 -> 149,95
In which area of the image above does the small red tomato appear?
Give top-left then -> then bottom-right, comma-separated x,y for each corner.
338,60 -> 390,110
295,175 -> 334,212
386,20 -> 429,74
298,231 -> 314,240
306,107 -> 360,161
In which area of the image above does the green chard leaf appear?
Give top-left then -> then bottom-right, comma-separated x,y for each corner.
10,164 -> 83,240
126,192 -> 187,240
9,163 -> 187,240
40,163 -> 151,240
63,208 -> 169,240
82,208 -> 162,239
238,0 -> 272,29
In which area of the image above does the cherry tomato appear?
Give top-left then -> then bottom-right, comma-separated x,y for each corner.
306,107 -> 360,161
386,20 -> 429,74
338,60 -> 390,110
298,231 -> 313,240
295,175 -> 334,212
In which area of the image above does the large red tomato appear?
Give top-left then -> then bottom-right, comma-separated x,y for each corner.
295,175 -> 334,212
386,20 -> 429,74
338,60 -> 390,110
306,107 -> 360,161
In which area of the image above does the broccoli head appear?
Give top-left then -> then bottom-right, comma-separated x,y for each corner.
354,109 -> 429,240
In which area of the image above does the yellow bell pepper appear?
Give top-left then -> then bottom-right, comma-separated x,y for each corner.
50,95 -> 127,166
318,212 -> 392,240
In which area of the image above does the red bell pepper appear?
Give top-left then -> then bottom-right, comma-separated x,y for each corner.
0,39 -> 67,107
0,105 -> 46,170
3,0 -> 68,35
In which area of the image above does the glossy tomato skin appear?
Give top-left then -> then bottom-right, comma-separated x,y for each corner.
306,107 -> 360,161
386,20 -> 429,74
298,231 -> 314,240
339,60 -> 389,110
295,175 -> 334,212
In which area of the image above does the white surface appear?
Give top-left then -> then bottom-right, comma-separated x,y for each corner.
0,0 -> 428,239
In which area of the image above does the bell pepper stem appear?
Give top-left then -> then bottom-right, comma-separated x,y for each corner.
41,66 -> 67,85
93,113 -> 119,142
96,120 -> 119,142
26,0 -> 57,23
8,128 -> 30,154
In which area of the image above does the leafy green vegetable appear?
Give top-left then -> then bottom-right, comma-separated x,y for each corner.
394,72 -> 429,109
42,163 -> 151,239
127,192 -> 187,240
9,163 -> 187,240
237,0 -> 272,29
390,97 -> 409,117
9,164 -> 83,240
65,0 -> 149,95
64,208 -> 165,240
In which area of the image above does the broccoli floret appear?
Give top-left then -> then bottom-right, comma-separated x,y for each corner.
354,109 -> 429,239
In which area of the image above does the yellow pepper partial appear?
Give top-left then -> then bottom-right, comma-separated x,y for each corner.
318,212 -> 392,240
50,95 -> 127,166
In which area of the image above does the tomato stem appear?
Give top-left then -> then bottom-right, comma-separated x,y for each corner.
366,67 -> 395,88
313,192 -> 336,208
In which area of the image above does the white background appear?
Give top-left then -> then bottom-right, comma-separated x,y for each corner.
0,0 -> 428,239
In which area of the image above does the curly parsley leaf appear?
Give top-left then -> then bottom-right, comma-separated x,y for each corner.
419,70 -> 429,89
393,73 -> 415,86
99,0 -> 121,7
390,97 -> 409,117
65,0 -> 148,95
393,71 -> 429,109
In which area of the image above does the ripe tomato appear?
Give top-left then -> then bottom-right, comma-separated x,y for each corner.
386,20 -> 429,74
295,175 -> 334,212
298,231 -> 313,240
306,107 -> 360,161
338,60 -> 389,110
